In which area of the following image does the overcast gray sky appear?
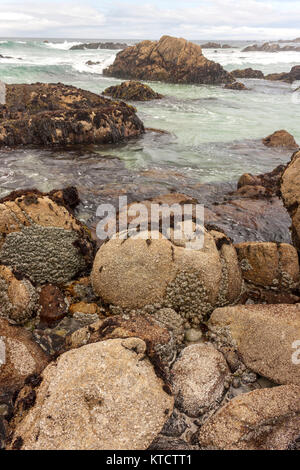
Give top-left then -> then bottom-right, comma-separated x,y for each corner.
0,0 -> 299,40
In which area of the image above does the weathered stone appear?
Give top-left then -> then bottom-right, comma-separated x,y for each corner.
103,80 -> 163,101
171,344 -> 230,417
104,35 -> 233,85
38,285 -> 68,326
262,130 -> 298,149
0,189 -> 95,285
8,338 -> 174,450
0,265 -> 37,324
235,242 -> 299,289
281,151 -> 300,250
0,83 -> 144,147
0,319 -> 49,397
208,304 -> 300,385
70,42 -> 128,51
91,227 -> 243,326
265,65 -> 300,83
198,385 -> 300,450
69,302 -> 100,316
237,164 -> 285,196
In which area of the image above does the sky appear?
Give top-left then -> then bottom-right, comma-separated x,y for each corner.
0,0 -> 299,40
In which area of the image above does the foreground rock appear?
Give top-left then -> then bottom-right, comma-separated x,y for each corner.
0,189 -> 95,285
198,385 -> 300,450
7,338 -> 173,450
171,344 -> 230,417
0,265 -> 37,324
70,42 -> 128,50
91,227 -> 243,327
103,80 -> 163,101
262,130 -> 298,149
281,151 -> 300,250
0,319 -> 49,397
103,35 -> 233,85
265,65 -> 300,83
237,164 -> 285,196
0,83 -> 144,147
208,304 -> 300,385
232,68 -> 264,79
235,242 -> 299,303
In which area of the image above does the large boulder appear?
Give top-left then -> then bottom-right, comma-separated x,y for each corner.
281,151 -> 300,250
7,338 -> 174,450
0,83 -> 144,147
171,344 -> 230,417
91,227 -> 243,327
103,35 -> 233,85
0,319 -> 49,398
198,385 -> 300,450
103,80 -> 163,101
262,130 -> 298,149
0,189 -> 95,285
266,65 -> 300,83
208,304 -> 300,385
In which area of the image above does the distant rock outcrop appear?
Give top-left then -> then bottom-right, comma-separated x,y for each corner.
265,65 -> 300,83
103,80 -> 163,101
103,35 -> 234,85
243,42 -> 300,52
70,42 -> 128,50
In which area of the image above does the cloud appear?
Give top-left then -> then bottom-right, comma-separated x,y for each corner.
0,0 -> 299,39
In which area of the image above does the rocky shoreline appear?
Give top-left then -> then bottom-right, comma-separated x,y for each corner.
0,35 -> 300,451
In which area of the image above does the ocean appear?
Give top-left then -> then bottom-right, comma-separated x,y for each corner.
0,37 -> 299,228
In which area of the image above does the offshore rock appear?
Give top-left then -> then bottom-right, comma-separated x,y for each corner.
103,35 -> 233,85
262,130 -> 298,149
103,80 -> 163,101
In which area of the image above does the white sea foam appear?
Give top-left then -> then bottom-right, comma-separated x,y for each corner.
44,41 -> 83,50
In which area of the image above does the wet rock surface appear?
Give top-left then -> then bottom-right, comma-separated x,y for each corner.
104,35 -> 233,85
70,42 -> 128,50
232,68 -> 265,79
7,338 -> 174,450
103,80 -> 163,101
263,130 -> 298,149
265,65 -> 300,83
0,83 -> 144,147
225,81 -> 249,91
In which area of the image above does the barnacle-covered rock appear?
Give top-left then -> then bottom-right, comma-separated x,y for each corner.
0,265 -> 37,324
208,304 -> 300,385
281,150 -> 300,250
0,189 -> 95,285
91,227 -> 243,327
7,338 -> 173,450
198,385 -> 300,450
104,35 -> 233,85
103,80 -> 163,101
0,83 -> 144,147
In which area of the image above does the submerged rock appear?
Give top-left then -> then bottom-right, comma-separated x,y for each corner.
263,130 -> 298,149
8,338 -> 173,450
232,68 -> 265,79
91,227 -> 243,327
0,189 -> 95,285
103,80 -> 163,101
171,344 -> 230,417
0,83 -> 144,147
198,385 -> 300,450
103,35 -> 233,85
281,150 -> 300,250
208,304 -> 300,385
224,81 -> 249,90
